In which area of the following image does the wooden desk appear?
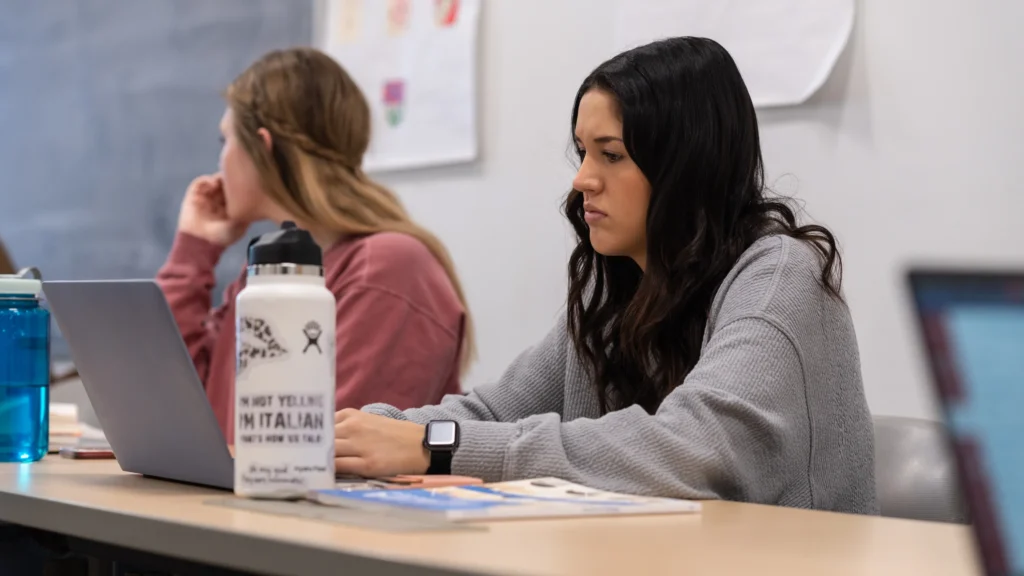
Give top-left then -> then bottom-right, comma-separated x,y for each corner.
0,458 -> 981,576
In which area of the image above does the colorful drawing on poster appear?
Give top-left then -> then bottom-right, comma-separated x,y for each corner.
434,0 -> 459,27
333,0 -> 364,44
387,0 -> 411,37
320,0 -> 479,171
382,80 -> 406,127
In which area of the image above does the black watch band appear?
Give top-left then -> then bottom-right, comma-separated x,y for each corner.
426,450 -> 453,475
423,420 -> 459,475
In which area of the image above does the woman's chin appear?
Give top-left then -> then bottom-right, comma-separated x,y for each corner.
589,233 -> 621,258
225,205 -> 255,226
589,235 -> 644,267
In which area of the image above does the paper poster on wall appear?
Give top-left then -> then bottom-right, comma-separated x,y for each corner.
614,0 -> 854,108
321,0 -> 480,172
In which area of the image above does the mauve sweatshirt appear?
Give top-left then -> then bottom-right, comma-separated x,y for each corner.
156,231 -> 465,444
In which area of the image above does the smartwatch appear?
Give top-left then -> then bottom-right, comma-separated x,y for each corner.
423,420 -> 459,475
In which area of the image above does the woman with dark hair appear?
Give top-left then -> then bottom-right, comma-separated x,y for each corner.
332,37 -> 876,513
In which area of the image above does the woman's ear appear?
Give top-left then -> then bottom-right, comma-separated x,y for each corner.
257,127 -> 273,153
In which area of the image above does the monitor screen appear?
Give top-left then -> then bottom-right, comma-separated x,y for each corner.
911,272 -> 1024,576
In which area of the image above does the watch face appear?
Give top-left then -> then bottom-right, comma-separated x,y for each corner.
428,421 -> 457,447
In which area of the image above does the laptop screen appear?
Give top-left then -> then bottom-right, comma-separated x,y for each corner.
910,272 -> 1024,576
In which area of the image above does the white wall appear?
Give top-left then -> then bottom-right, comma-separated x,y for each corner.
354,0 -> 1024,420
757,0 -> 1024,419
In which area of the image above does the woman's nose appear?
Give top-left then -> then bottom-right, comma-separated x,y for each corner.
572,158 -> 600,194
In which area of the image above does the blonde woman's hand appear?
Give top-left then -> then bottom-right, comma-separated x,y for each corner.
177,173 -> 249,247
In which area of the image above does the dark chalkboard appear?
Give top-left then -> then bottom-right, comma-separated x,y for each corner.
0,0 -> 313,358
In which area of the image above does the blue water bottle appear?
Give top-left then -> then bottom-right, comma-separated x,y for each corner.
0,268 -> 50,462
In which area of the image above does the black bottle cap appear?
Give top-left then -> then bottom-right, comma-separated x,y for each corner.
247,221 -> 322,267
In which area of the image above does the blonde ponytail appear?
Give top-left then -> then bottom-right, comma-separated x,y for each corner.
225,47 -> 476,372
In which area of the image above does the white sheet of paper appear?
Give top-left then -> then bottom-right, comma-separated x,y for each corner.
614,0 -> 854,108
321,0 -> 480,172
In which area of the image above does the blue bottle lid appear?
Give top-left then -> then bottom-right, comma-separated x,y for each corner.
0,268 -> 42,296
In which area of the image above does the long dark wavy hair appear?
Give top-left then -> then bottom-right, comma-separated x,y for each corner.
565,37 -> 842,415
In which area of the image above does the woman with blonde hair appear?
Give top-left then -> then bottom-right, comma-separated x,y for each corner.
156,47 -> 473,444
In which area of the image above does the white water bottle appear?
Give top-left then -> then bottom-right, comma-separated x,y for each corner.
233,221 -> 336,498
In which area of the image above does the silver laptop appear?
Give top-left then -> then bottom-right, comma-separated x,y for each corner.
43,280 -> 234,490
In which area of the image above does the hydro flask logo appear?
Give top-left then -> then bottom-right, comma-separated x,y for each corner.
303,321 -> 323,354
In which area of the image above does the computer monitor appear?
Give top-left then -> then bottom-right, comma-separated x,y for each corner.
909,269 -> 1024,576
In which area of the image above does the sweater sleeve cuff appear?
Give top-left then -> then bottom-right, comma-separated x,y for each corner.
362,403 -> 409,420
167,231 -> 226,271
453,420 -> 519,482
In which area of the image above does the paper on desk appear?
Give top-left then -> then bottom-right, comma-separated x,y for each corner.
47,405 -> 108,453
311,477 -> 701,522
613,0 -> 854,107
79,423 -> 106,441
206,497 -> 482,533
